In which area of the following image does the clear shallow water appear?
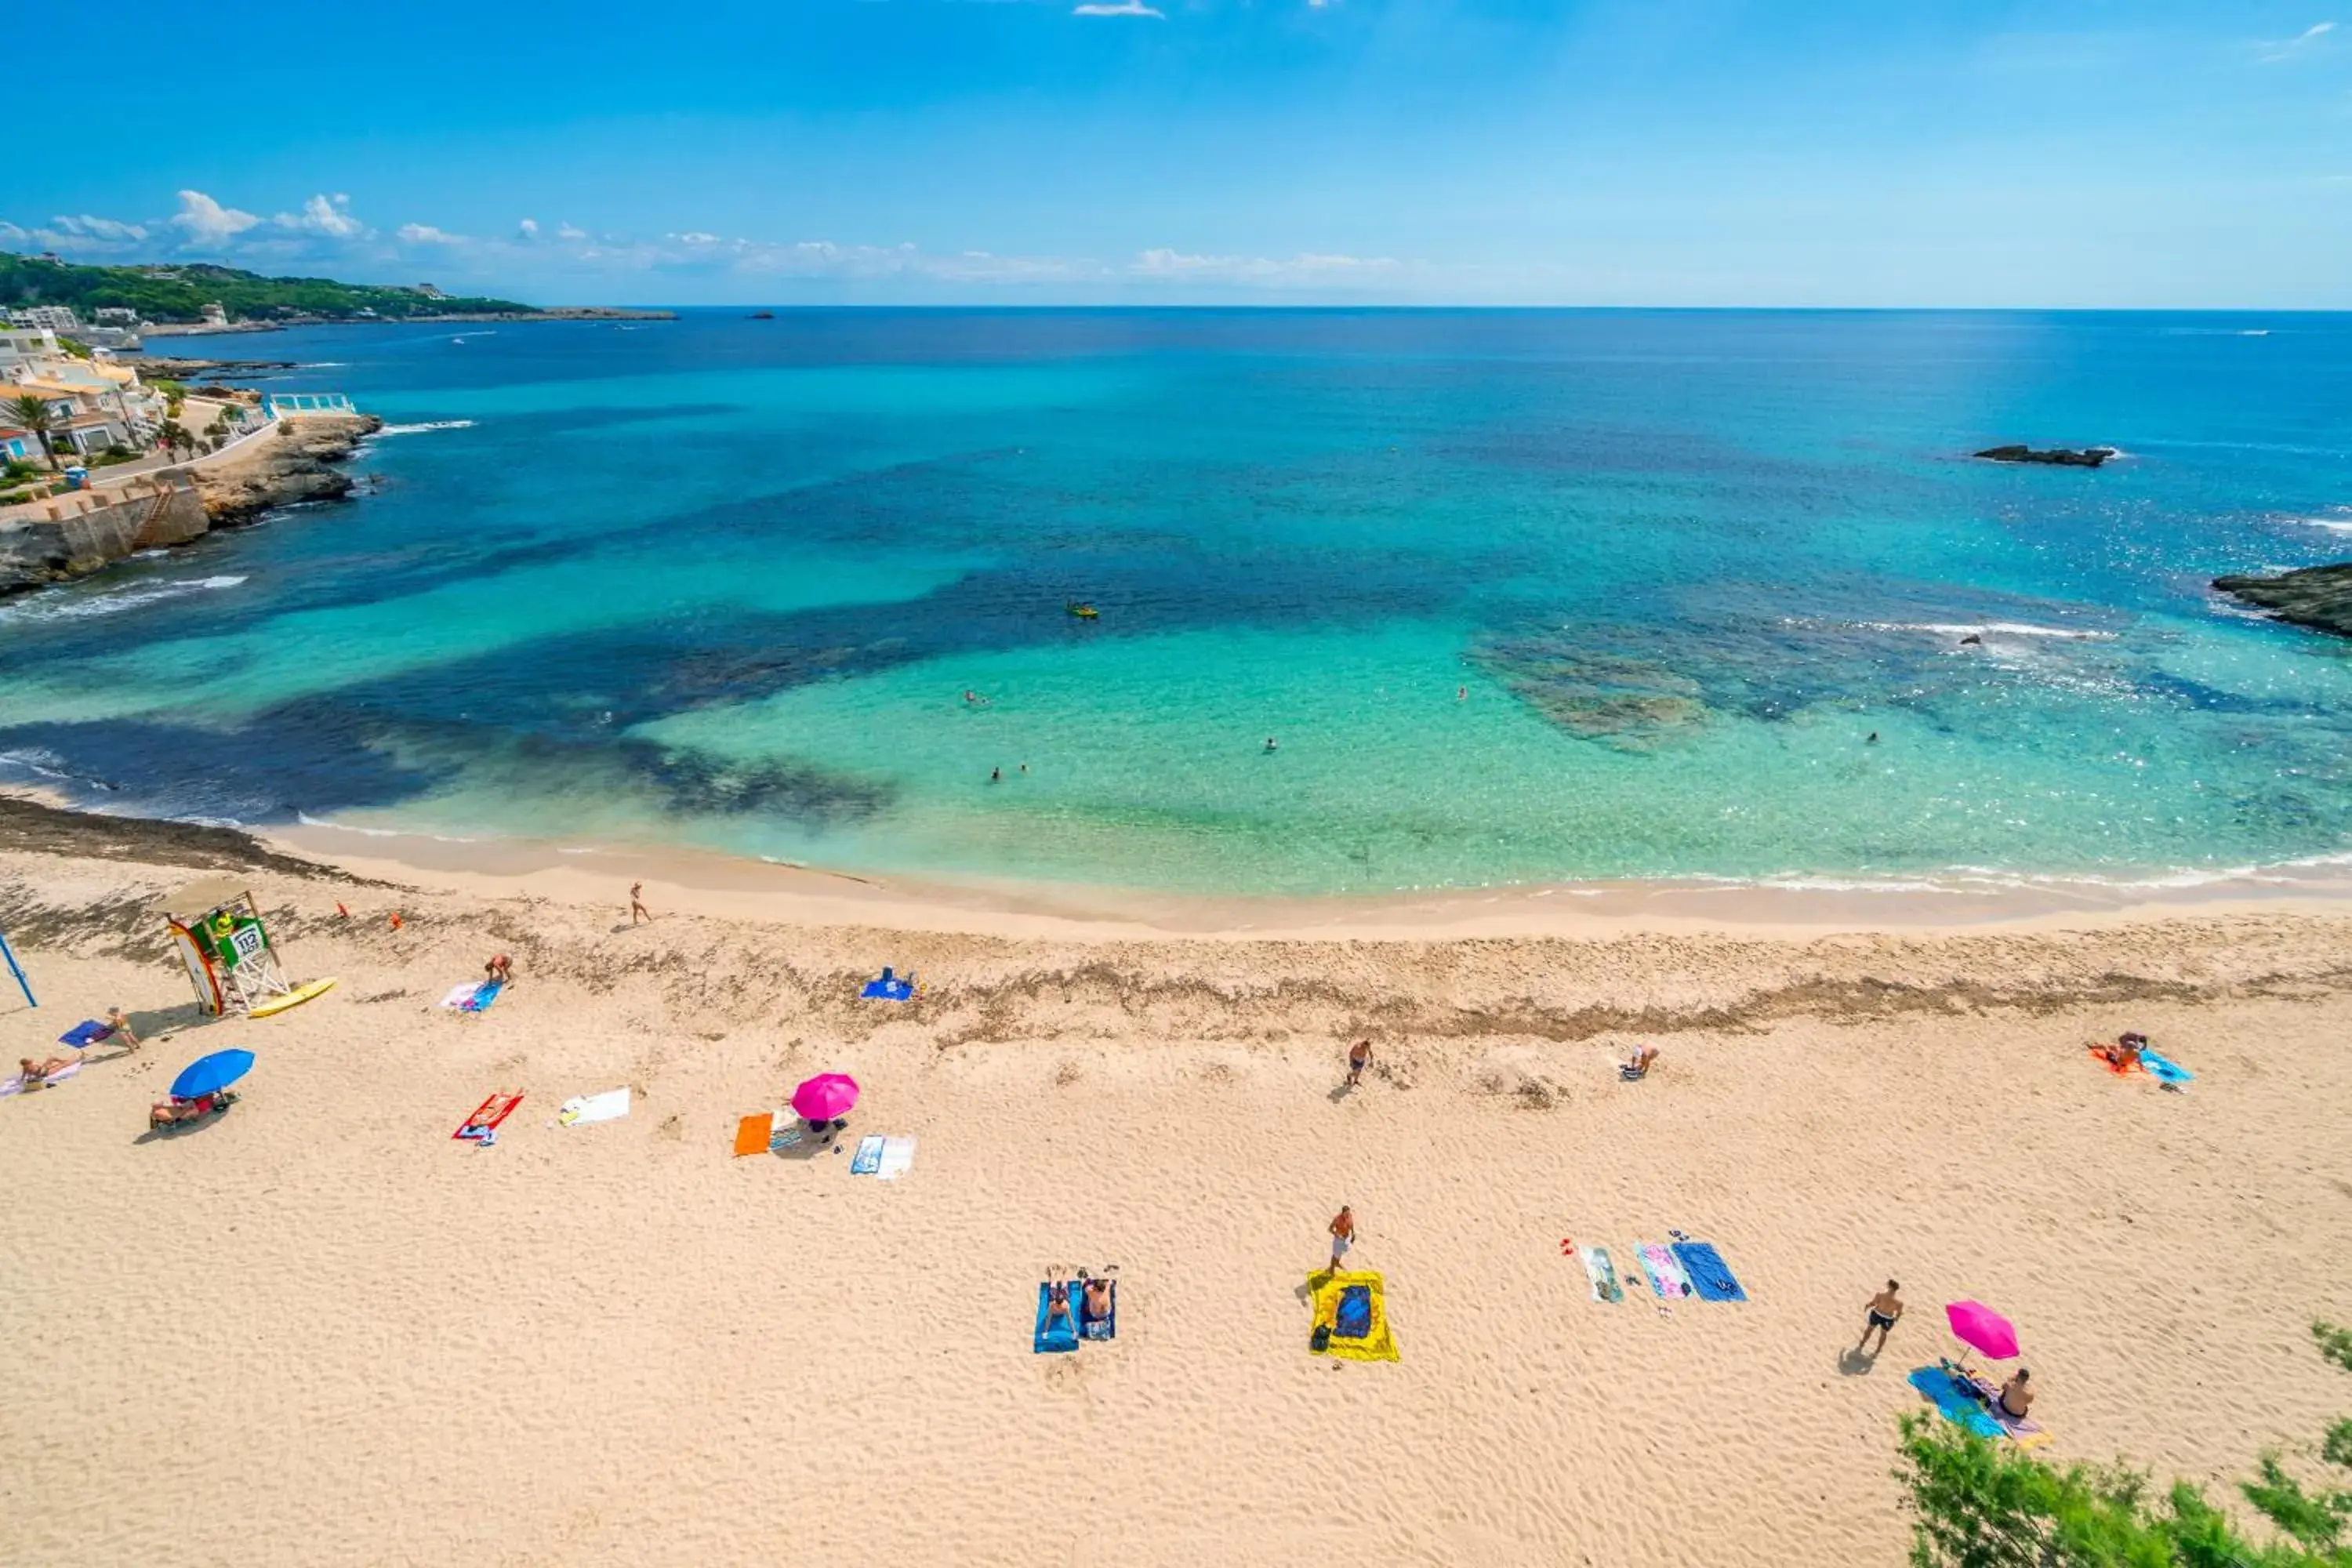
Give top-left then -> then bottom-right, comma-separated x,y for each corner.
3,309 -> 2350,895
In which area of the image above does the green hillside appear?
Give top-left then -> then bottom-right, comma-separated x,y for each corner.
0,252 -> 535,323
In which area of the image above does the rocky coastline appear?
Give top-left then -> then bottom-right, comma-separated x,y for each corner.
145,306 -> 674,338
1974,445 -> 2119,467
2213,562 -> 2352,640
0,414 -> 380,597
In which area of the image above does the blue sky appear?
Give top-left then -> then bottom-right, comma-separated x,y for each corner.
8,1 -> 2350,306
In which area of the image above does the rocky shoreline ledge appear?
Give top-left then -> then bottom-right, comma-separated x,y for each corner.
0,414 -> 381,596
2213,562 -> 2352,640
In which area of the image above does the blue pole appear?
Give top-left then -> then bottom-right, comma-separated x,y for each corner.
0,930 -> 32,1007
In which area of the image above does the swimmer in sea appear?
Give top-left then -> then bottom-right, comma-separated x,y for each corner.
1265,737 -> 1279,753
990,767 -> 1001,783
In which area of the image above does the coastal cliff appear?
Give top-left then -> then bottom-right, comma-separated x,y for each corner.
2213,562 -> 2352,639
0,414 -> 380,597
193,415 -> 383,525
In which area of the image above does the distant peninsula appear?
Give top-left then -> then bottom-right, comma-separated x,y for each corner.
0,251 -> 671,330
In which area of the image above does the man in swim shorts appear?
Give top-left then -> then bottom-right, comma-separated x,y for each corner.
1345,1039 -> 1371,1087
1997,1368 -> 2034,1421
1328,1206 -> 1356,1271
1857,1279 -> 1904,1356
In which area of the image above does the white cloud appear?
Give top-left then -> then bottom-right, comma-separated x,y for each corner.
396,223 -> 464,245
557,223 -> 589,241
1073,1 -> 1163,15
671,230 -> 723,245
1130,249 -> 1399,284
2259,20 -> 2336,60
278,192 -> 366,238
49,214 -> 149,242
517,217 -> 541,239
169,190 -> 262,245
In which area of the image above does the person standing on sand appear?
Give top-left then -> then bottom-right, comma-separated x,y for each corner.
1327,1205 -> 1356,1272
630,882 -> 652,925
1345,1039 -> 1371,1087
1857,1280 -> 1904,1356
103,1006 -> 140,1052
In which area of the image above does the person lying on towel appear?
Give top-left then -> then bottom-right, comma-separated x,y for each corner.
1045,1281 -> 1075,1333
17,1055 -> 74,1089
2101,1033 -> 2147,1071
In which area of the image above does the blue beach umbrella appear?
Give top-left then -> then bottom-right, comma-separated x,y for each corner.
170,1049 -> 254,1101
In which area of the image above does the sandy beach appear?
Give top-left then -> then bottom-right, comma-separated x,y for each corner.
3,801 -> 2350,1566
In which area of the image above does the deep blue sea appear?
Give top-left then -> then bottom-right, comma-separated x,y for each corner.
4,309 -> 2350,895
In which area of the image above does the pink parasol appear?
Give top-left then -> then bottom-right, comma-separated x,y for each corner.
791,1073 -> 859,1123
1944,1300 -> 2020,1363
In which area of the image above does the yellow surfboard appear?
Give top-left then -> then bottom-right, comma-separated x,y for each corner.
249,977 -> 338,1018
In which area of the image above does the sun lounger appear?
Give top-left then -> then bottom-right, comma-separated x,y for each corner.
1671,1240 -> 1748,1301
1034,1282 -> 1081,1354
454,1091 -> 522,1142
1308,1269 -> 1399,1362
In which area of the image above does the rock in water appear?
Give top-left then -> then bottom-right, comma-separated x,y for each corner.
2213,563 -> 2352,640
1974,445 -> 2118,467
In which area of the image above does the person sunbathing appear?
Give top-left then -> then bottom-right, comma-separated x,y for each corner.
1046,1281 -> 1073,1330
1083,1276 -> 1112,1323
1621,1045 -> 1658,1080
149,1091 -> 233,1130
2103,1033 -> 2146,1070
18,1054 -> 74,1087
1997,1369 -> 2034,1422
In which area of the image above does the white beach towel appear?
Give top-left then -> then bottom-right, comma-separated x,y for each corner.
440,982 -> 485,1009
558,1087 -> 631,1127
876,1135 -> 916,1181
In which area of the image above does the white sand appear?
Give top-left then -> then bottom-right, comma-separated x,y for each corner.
2,838 -> 2348,1564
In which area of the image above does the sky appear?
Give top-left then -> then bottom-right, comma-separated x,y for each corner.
5,0 -> 2350,307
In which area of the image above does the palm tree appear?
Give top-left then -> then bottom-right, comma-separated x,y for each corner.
6,393 -> 60,470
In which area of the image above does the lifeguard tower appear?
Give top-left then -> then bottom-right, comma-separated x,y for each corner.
162,886 -> 334,1018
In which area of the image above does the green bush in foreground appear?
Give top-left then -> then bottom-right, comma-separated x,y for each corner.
1896,1322 -> 2352,1566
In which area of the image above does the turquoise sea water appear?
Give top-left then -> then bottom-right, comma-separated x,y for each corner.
3,310 -> 2349,895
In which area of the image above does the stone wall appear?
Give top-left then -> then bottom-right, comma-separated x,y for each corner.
0,475 -> 211,594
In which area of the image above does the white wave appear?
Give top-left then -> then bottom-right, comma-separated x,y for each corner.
292,811 -> 477,844
0,574 -> 246,623
2286,506 -> 2352,534
172,815 -> 245,829
0,748 -> 74,779
372,419 -> 477,437
299,361 -> 350,368
1840,620 -> 2118,641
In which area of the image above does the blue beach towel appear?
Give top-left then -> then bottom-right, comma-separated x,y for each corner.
1079,1278 -> 1117,1341
462,980 -> 503,1013
58,1020 -> 111,1048
860,966 -> 916,1002
1033,1283 -> 1080,1354
1908,1365 -> 2005,1439
1671,1241 -> 1748,1302
2142,1048 -> 2194,1085
851,1134 -> 884,1174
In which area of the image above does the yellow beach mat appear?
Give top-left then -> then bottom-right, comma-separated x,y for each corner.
1308,1269 -> 1399,1362
249,978 -> 337,1018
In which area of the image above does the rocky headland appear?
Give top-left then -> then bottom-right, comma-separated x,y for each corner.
192,415 -> 383,525
2212,562 -> 2352,640
1974,445 -> 2119,467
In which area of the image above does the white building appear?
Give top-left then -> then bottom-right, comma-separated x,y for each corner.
5,304 -> 82,332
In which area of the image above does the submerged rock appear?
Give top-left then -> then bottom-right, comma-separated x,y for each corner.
2212,562 -> 2352,640
1974,445 -> 2118,467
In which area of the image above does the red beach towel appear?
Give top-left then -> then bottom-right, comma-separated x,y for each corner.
455,1091 -> 523,1138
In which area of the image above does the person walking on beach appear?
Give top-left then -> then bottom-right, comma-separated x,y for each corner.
630,882 -> 653,925
1327,1205 -> 1356,1272
1857,1280 -> 1904,1356
1345,1039 -> 1371,1087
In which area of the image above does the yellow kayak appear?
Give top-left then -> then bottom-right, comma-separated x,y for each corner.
249,977 -> 338,1018
1065,601 -> 1099,619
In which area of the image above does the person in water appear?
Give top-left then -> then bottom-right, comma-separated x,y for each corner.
989,766 -> 1001,783
1265,737 -> 1279,753
1857,1280 -> 1904,1356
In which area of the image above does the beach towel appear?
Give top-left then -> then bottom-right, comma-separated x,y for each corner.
1308,1269 -> 1399,1362
860,967 -> 916,1001
1,1060 -> 82,1097
58,1019 -> 112,1047
441,980 -> 502,1012
1079,1278 -> 1117,1341
1908,1364 -> 2053,1450
851,1134 -> 885,1174
454,1091 -> 522,1140
558,1087 -> 630,1127
1637,1242 -> 1695,1300
2085,1044 -> 2143,1077
1671,1241 -> 1748,1302
877,1135 -> 916,1180
1034,1283 -> 1081,1354
1578,1245 -> 1624,1304
2142,1047 -> 2194,1086
733,1112 -> 776,1157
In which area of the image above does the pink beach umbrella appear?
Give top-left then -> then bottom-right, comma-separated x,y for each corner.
792,1073 -> 859,1125
1944,1300 -> 2020,1367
